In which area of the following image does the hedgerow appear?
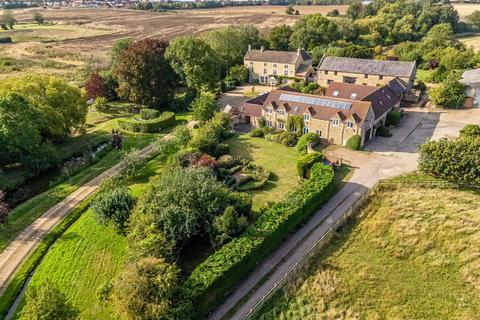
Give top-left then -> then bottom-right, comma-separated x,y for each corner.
296,152 -> 323,178
182,163 -> 335,318
118,111 -> 175,133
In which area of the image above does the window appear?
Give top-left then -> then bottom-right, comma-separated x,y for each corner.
332,90 -> 339,97
324,71 -> 328,75
364,74 -> 368,79
284,64 -> 289,69
278,109 -> 285,116
284,70 -> 288,76
303,127 -> 309,134
346,121 -> 354,128
334,71 -> 338,76
327,79 -> 333,85
331,118 -> 339,126
263,69 -> 267,74
343,76 -> 357,84
379,75 -> 383,80
273,64 -> 277,68
316,129 -> 322,137
303,114 -> 310,121
264,62 -> 267,66
266,107 -> 272,114
283,78 -> 288,85
350,93 -> 357,100
278,122 -> 285,130
292,125 -> 297,132
266,120 -> 272,127
273,70 -> 277,75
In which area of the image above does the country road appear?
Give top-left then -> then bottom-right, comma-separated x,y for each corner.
0,121 -> 197,296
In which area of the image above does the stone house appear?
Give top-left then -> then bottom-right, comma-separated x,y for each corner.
317,56 -> 417,91
244,46 -> 313,86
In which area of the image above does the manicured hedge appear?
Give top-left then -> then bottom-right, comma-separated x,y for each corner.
345,135 -> 361,150
118,111 -> 175,133
182,163 -> 335,318
139,108 -> 160,120
297,152 -> 323,178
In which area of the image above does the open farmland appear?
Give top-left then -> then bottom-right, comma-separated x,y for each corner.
0,5 -> 346,82
453,3 -> 480,19
256,178 -> 480,319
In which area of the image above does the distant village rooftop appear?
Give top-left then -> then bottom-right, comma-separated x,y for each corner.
318,56 -> 416,78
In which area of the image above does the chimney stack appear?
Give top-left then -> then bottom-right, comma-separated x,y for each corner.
248,44 -> 251,51
261,46 -> 264,52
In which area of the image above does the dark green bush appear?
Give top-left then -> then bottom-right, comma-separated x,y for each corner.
296,132 -> 320,153
139,108 -> 160,120
91,186 -> 135,232
249,128 -> 264,138
378,126 -> 392,137
183,163 -> 335,318
118,111 -> 175,133
345,135 -> 362,150
460,124 -> 480,138
418,136 -> 480,185
386,111 -> 401,126
296,152 -> 323,178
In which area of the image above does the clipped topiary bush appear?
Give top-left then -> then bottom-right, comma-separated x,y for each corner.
378,126 -> 392,137
296,152 -> 323,178
345,135 -> 361,150
296,132 -> 320,153
183,163 -> 334,318
279,131 -> 297,146
386,111 -> 401,126
139,108 -> 160,120
118,111 -> 175,133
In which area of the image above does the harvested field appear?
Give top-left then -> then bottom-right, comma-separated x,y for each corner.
453,3 -> 480,19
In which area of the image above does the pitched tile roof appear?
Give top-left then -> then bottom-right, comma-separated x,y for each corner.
233,87 -> 372,126
318,56 -> 416,78
460,68 -> 480,85
324,82 -> 401,119
244,48 -> 311,64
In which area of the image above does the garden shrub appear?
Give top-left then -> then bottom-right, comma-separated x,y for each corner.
296,152 -> 323,178
120,149 -> 147,178
249,128 -> 264,138
229,192 -> 252,216
189,113 -> 231,157
211,206 -> 248,249
264,133 -> 280,143
279,131 -> 297,146
139,108 -> 160,120
459,124 -> 480,138
386,111 -> 401,126
296,132 -> 320,153
378,126 -> 392,137
90,186 -> 135,232
118,111 -> 175,133
345,135 -> 361,150
183,163 -> 335,318
418,136 -> 480,185
216,155 -> 238,169
235,163 -> 270,191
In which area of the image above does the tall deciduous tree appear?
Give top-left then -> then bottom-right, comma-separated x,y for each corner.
19,280 -> 79,320
191,91 -> 219,122
0,74 -> 87,138
166,36 -> 221,92
110,37 -> 133,68
429,73 -> 466,109
113,39 -> 177,109
85,73 -> 109,100
203,25 -> 265,72
290,14 -> 340,51
268,25 -> 293,51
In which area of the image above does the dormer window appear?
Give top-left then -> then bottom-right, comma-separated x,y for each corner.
333,90 -> 339,97
266,107 -> 273,114
303,114 -> 310,121
331,118 -> 339,126
273,64 -> 277,68
284,64 -> 289,69
264,62 -> 267,67
350,93 -> 357,100
278,109 -> 285,116
346,121 -> 354,128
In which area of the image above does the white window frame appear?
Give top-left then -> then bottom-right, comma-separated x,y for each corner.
267,120 -> 272,127
278,109 -> 285,116
263,68 -> 267,74
303,114 -> 310,121
278,122 -> 285,130
316,129 -> 322,137
284,70 -> 288,76
331,118 -> 339,126
284,64 -> 289,69
303,127 -> 309,134
346,121 -> 354,128
264,62 -> 267,67
266,107 -> 272,114
273,63 -> 277,68
273,69 -> 277,75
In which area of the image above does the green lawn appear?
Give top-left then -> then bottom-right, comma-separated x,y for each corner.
256,177 -> 480,319
226,134 -> 301,212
